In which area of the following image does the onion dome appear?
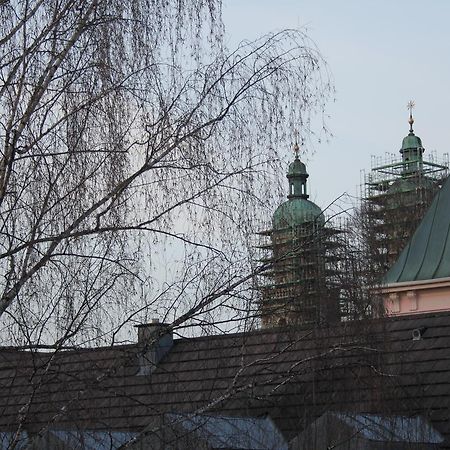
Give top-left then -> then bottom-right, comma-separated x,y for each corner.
273,198 -> 324,229
401,133 -> 423,152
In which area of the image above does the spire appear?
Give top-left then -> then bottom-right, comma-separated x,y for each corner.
407,100 -> 415,134
293,129 -> 300,158
293,141 -> 300,159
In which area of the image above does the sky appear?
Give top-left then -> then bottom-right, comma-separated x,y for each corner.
223,0 -> 450,208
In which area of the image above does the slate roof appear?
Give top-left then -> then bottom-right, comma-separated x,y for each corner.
332,413 -> 444,444
385,175 -> 450,284
166,413 -> 288,449
0,312 -> 450,448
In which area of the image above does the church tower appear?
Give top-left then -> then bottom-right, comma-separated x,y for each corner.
363,104 -> 448,279
258,144 -> 340,327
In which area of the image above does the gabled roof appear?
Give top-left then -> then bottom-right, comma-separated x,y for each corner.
385,175 -> 450,284
1,313 -> 450,448
290,411 -> 444,450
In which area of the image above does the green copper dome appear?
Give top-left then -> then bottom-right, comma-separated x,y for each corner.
401,133 -> 423,151
288,158 -> 307,176
273,198 -> 325,229
388,178 -> 418,195
388,177 -> 433,195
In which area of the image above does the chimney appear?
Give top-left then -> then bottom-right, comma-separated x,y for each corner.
135,318 -> 173,376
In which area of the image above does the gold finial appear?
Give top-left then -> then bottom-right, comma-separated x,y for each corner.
293,129 -> 300,158
407,100 -> 415,133
293,141 -> 300,158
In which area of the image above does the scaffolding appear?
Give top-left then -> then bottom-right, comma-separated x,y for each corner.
361,151 -> 449,278
257,217 -> 355,327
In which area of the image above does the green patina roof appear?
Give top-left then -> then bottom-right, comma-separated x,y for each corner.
273,198 -> 325,229
384,175 -> 450,284
288,158 -> 307,176
401,133 -> 423,151
388,177 -> 435,195
387,178 -> 418,195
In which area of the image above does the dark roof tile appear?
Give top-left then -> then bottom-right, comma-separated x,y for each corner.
0,313 -> 450,446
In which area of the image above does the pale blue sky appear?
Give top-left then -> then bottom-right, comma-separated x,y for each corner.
223,0 -> 450,207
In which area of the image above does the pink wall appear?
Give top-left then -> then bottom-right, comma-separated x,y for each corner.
382,277 -> 450,316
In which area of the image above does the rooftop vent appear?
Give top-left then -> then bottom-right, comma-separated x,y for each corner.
412,327 -> 427,341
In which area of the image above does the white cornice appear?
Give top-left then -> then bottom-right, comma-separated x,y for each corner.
380,276 -> 450,293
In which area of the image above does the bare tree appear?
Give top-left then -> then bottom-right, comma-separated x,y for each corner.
0,0 -> 332,348
0,8 -> 442,449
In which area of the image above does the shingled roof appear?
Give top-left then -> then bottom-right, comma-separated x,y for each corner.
1,312 -> 450,448
385,175 -> 450,284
